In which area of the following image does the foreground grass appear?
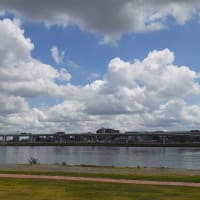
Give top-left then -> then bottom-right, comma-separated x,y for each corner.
1,169 -> 200,183
0,178 -> 200,200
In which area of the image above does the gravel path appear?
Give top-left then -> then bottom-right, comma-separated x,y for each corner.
0,173 -> 200,187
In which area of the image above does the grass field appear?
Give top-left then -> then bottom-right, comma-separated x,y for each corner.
1,178 -> 200,200
1,166 -> 200,199
1,169 -> 200,183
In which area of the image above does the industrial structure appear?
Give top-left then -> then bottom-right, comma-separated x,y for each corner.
1,128 -> 200,146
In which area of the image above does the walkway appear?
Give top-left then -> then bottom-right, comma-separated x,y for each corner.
0,174 -> 200,187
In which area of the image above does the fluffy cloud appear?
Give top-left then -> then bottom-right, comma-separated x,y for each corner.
0,18 -> 71,98
0,1 -> 200,43
51,46 -> 65,64
1,17 -> 200,133
0,94 -> 28,115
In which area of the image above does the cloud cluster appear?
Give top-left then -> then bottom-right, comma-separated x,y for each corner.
0,18 -> 72,130
0,0 -> 200,43
0,19 -> 71,99
0,18 -> 200,133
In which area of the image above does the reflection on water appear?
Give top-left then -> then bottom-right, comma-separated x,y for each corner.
0,146 -> 200,170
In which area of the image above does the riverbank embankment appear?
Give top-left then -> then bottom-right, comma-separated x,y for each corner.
1,164 -> 200,183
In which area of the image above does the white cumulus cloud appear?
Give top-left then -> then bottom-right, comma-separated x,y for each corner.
0,18 -> 71,98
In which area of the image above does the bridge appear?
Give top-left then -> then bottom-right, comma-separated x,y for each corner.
0,130 -> 200,146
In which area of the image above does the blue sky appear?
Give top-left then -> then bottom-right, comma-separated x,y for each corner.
0,1 -> 200,133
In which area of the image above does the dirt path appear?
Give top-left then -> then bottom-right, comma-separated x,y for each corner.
0,173 -> 200,187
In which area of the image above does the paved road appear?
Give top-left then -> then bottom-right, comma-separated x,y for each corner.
0,174 -> 200,187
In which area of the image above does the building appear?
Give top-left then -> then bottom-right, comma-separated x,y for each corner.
96,128 -> 120,134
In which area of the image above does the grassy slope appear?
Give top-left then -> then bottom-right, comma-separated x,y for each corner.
1,178 -> 200,200
1,169 -> 200,183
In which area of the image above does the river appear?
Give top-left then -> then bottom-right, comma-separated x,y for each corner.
0,146 -> 199,170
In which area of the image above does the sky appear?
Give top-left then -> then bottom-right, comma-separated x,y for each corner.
0,0 -> 200,133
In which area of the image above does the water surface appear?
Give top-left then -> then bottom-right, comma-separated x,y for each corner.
0,146 -> 199,170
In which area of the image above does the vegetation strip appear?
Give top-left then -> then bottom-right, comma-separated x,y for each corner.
0,173 -> 200,187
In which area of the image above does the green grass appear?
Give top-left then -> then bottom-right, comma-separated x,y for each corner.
0,178 -> 200,200
0,169 -> 200,183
